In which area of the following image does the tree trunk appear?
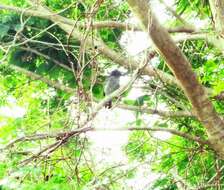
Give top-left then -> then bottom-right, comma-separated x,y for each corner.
127,0 -> 224,158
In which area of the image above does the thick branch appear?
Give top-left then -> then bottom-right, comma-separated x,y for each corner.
11,65 -> 75,93
127,0 -> 224,158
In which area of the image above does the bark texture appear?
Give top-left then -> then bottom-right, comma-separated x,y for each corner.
209,0 -> 224,37
127,0 -> 224,158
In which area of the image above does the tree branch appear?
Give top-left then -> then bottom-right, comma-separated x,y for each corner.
1,126 -> 209,151
10,64 -> 75,93
159,0 -> 189,26
118,104 -> 194,118
0,4 -> 200,34
95,127 -> 210,146
20,47 -> 72,71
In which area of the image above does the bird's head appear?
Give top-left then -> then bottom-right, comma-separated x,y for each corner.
110,69 -> 122,77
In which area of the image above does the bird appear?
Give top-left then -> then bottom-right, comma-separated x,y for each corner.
104,69 -> 122,108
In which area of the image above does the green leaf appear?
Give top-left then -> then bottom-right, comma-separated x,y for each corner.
0,24 -> 10,39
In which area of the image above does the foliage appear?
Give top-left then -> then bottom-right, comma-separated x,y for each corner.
0,0 -> 224,189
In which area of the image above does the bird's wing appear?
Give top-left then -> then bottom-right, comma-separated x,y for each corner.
104,77 -> 120,95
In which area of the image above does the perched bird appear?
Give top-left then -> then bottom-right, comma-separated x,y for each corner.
104,69 -> 122,108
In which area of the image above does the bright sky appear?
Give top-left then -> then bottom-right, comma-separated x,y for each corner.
0,96 -> 26,118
